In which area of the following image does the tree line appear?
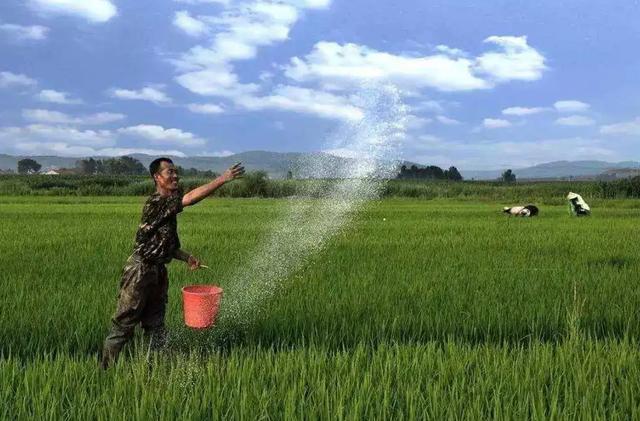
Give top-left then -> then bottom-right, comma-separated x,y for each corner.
75,157 -> 146,175
15,157 -> 515,182
397,165 -> 463,181
15,157 -> 147,175
76,157 -> 220,177
15,157 -> 218,177
396,165 -> 519,183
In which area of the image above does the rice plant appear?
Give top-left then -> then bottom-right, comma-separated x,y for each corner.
2,197 -> 640,418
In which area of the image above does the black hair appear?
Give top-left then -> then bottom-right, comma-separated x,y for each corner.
149,157 -> 174,183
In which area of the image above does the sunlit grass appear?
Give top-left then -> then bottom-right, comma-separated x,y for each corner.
2,197 -> 640,418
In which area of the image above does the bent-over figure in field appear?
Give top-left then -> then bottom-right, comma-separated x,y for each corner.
100,158 -> 244,369
502,204 -> 539,217
567,192 -> 591,216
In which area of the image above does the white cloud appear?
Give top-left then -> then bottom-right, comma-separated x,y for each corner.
95,148 -> 187,157
287,0 -> 332,9
172,46 -> 224,72
173,1 -> 442,125
474,36 -> 547,82
0,124 -> 115,147
23,109 -> 125,125
83,112 -> 125,125
0,71 -> 37,88
502,106 -> 548,116
403,115 -> 432,131
167,2 -> 537,128
435,45 -> 467,57
259,71 -> 275,82
600,117 -> 640,136
14,142 -> 112,156
284,42 -> 489,92
195,149 -> 235,157
174,1 -> 303,71
29,0 -> 117,23
109,85 -> 172,104
14,142 -> 187,158
118,125 -> 206,146
483,118 -> 512,129
172,0 -> 337,121
0,123 -> 206,157
235,85 -> 364,121
177,68 -> 365,122
436,115 -> 460,125
554,100 -> 590,113
22,109 -> 73,124
172,0 -> 542,125
187,103 -> 225,114
174,0 -> 229,4
36,89 -> 82,104
0,23 -> 49,41
285,37 -> 546,93
411,100 -> 445,114
555,115 -> 595,126
416,134 -> 443,144
174,11 -> 208,37
176,68 -> 259,98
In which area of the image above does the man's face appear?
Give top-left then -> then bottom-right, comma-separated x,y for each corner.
154,161 -> 179,192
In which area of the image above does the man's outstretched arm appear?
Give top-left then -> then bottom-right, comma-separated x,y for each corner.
173,249 -> 191,262
173,249 -> 204,271
182,163 -> 245,207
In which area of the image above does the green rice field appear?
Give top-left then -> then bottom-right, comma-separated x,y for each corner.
2,196 -> 640,419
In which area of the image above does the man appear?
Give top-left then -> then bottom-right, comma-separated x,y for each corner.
100,158 -> 244,369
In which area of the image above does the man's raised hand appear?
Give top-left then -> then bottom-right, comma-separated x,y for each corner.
182,163 -> 246,207
222,162 -> 245,182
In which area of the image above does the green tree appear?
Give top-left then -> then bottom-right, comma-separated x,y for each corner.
501,169 -> 516,183
185,167 -> 199,176
174,166 -> 217,177
75,158 -> 98,175
243,171 -> 269,196
398,164 -> 447,180
121,156 -> 146,174
17,158 -> 42,174
446,166 -> 463,181
102,156 -> 146,175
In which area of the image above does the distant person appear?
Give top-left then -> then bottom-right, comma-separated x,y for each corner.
502,204 -> 539,217
100,158 -> 244,369
567,192 -> 591,216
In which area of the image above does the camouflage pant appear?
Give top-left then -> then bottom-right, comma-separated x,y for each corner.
101,255 -> 169,366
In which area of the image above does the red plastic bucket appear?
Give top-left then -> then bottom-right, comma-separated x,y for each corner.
181,285 -> 223,329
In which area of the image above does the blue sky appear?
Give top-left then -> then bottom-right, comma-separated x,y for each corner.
0,0 -> 639,169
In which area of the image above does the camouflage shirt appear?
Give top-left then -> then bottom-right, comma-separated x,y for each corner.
132,192 -> 183,264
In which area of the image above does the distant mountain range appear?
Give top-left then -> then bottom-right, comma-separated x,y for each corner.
461,161 -> 640,180
0,151 -> 312,177
0,151 -> 360,178
1,152 -> 639,180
